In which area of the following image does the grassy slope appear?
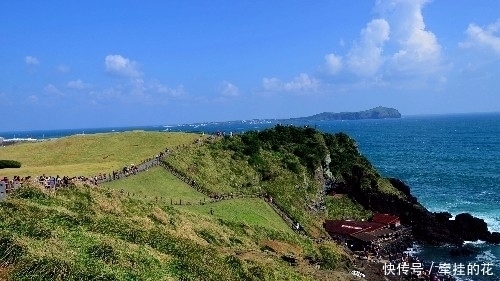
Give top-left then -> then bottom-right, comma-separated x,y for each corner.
166,142 -> 326,236
0,131 -> 202,178
0,128 -> 406,280
103,167 -> 207,203
165,126 -> 406,238
102,167 -> 293,234
180,199 -> 294,235
0,131 -> 356,280
0,184 -> 352,281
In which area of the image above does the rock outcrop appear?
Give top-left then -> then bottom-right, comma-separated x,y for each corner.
346,177 -> 499,246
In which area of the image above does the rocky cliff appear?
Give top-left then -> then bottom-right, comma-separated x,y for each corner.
336,171 -> 500,246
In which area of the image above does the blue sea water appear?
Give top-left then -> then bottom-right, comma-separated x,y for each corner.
313,113 -> 500,281
1,113 -> 499,280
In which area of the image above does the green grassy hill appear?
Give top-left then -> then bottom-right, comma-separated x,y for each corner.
0,127 -> 409,280
102,167 -> 293,234
0,178 -> 353,280
165,125 -> 405,237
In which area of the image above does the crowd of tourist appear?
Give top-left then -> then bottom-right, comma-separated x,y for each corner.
1,148 -> 171,195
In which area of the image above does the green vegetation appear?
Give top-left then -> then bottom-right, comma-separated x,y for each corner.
181,198 -> 294,234
0,160 -> 21,169
0,131 -> 201,177
0,183 -> 351,280
325,196 -> 372,221
0,127 -> 407,280
166,125 -> 404,237
103,167 -> 207,203
102,168 -> 292,233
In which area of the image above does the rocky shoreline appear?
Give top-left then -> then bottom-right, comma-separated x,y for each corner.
343,175 -> 500,246
334,175 -> 499,280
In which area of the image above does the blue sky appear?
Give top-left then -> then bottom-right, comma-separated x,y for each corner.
1,0 -> 500,131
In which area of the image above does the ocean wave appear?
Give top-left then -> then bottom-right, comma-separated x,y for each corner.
476,250 -> 498,262
464,240 -> 487,246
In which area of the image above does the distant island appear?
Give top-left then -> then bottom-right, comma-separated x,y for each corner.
287,106 -> 401,122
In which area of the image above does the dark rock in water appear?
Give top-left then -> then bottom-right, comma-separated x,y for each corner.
487,232 -> 500,244
452,213 -> 489,241
450,246 -> 475,257
344,174 -> 499,246
434,212 -> 452,222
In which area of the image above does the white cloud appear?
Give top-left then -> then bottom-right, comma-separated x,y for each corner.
324,0 -> 443,79
324,53 -> 343,75
89,78 -> 185,105
105,54 -> 141,77
44,84 -> 63,96
346,19 -> 390,76
376,0 -> 442,74
147,80 -> 185,98
461,19 -> 500,55
220,81 -> 240,97
263,73 -> 319,93
28,95 -> 39,103
24,56 -> 39,66
67,79 -> 91,90
56,64 -> 70,73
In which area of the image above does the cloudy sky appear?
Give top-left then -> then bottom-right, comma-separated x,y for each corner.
1,0 -> 500,131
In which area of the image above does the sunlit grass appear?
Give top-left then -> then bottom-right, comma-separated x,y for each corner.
325,196 -> 372,221
180,198 -> 294,234
0,131 -> 201,178
0,183 -> 330,281
102,167 -> 207,203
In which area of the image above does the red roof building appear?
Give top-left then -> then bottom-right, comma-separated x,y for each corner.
324,220 -> 385,236
371,213 -> 400,226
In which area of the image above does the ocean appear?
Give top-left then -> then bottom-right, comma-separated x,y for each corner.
1,113 -> 499,280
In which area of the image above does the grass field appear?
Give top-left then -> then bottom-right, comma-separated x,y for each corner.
0,131 -> 202,178
180,198 -> 295,235
0,183 -> 324,280
103,167 -> 207,203
103,167 -> 293,234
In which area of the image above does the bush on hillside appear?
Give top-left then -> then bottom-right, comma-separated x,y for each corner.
218,125 -> 328,174
0,159 -> 21,169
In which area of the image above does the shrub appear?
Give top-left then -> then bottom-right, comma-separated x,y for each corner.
0,159 -> 21,169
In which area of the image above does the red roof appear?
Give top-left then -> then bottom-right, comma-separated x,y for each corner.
371,213 -> 400,225
324,220 -> 385,236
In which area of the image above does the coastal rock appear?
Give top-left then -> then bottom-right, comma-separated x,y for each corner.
344,173 -> 498,246
388,178 -> 417,204
451,213 -> 490,241
487,232 -> 500,244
